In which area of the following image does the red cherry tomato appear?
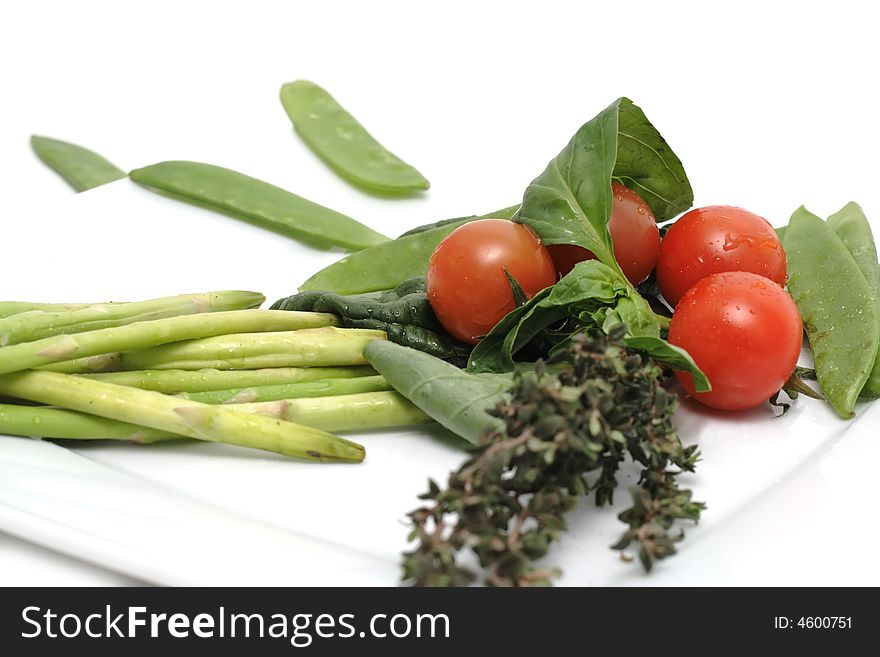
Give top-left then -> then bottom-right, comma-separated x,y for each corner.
427,219 -> 557,344
546,182 -> 660,285
656,205 -> 786,306
668,271 -> 803,411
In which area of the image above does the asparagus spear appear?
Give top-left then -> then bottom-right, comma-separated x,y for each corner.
0,391 -> 429,442
81,366 -> 375,393
0,301 -> 99,319
238,391 -> 431,432
0,403 -> 173,442
179,374 -> 391,404
0,371 -> 364,462
45,327 -> 386,373
0,310 -> 339,375
0,291 -> 265,346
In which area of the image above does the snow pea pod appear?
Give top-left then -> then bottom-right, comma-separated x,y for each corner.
784,206 -> 879,417
30,136 -> 126,192
280,80 -> 429,194
827,202 -> 880,397
129,161 -> 389,251
300,205 -> 519,294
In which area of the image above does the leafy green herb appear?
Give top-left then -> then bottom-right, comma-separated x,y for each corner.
466,97 -> 701,385
468,260 -> 709,391
402,327 -> 703,586
364,340 -> 510,445
514,97 -> 692,277
272,278 -> 472,363
503,270 -> 529,308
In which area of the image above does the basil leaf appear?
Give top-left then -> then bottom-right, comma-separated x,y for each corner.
613,99 -> 694,223
623,335 -> 711,392
468,260 -> 709,390
469,261 -> 653,372
364,340 -> 510,445
514,97 -> 693,277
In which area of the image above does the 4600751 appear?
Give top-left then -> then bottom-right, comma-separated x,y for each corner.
774,617 -> 852,629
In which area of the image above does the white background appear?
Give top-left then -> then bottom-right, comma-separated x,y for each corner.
1,0 -> 879,585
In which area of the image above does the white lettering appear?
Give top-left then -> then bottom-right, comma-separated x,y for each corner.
21,606 -> 41,638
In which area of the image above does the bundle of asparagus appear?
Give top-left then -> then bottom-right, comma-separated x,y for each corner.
0,291 -> 431,462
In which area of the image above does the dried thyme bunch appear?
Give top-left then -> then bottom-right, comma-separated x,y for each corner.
402,326 -> 705,586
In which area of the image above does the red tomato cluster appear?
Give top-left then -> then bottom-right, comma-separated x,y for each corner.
426,188 -> 802,412
661,207 -> 801,411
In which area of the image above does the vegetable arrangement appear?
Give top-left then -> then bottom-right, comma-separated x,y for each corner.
0,291 -> 427,460
22,80 -> 880,586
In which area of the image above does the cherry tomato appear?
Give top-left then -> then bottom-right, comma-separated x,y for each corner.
547,182 -> 660,285
427,219 -> 556,344
656,205 -> 786,306
668,271 -> 803,411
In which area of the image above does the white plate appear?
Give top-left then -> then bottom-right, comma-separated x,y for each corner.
1,180 -> 878,586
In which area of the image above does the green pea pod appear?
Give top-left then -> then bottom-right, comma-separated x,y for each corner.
827,202 -> 880,397
31,136 -> 126,192
280,80 -> 429,194
129,161 -> 389,251
300,205 -> 519,294
784,206 -> 879,417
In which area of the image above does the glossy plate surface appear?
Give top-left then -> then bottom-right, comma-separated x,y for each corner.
1,182 -> 877,586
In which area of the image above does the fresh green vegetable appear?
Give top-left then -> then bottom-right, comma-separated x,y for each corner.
827,202 -> 880,397
272,278 -> 470,362
471,97 -> 694,375
0,371 -> 365,462
467,260 -> 709,391
0,301 -> 103,319
514,97 -> 693,274
0,390 -> 425,443
364,340 -> 510,444
236,391 -> 431,433
396,215 -> 478,238
299,206 -> 520,294
0,310 -> 337,375
0,290 -> 264,347
30,135 -> 126,192
0,403 -> 173,443
280,80 -> 429,194
784,207 -> 879,417
775,225 -> 786,241
129,161 -> 389,251
82,366 -> 375,393
45,327 -> 385,373
402,328 -> 702,586
179,374 -> 391,404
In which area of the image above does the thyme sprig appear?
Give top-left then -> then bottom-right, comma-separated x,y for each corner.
402,326 -> 704,586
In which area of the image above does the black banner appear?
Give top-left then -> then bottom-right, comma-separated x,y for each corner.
0,587 -> 871,655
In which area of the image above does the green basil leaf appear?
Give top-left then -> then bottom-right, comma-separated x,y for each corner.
468,260 -> 656,372
514,97 -> 693,277
364,340 -> 510,444
623,335 -> 711,392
